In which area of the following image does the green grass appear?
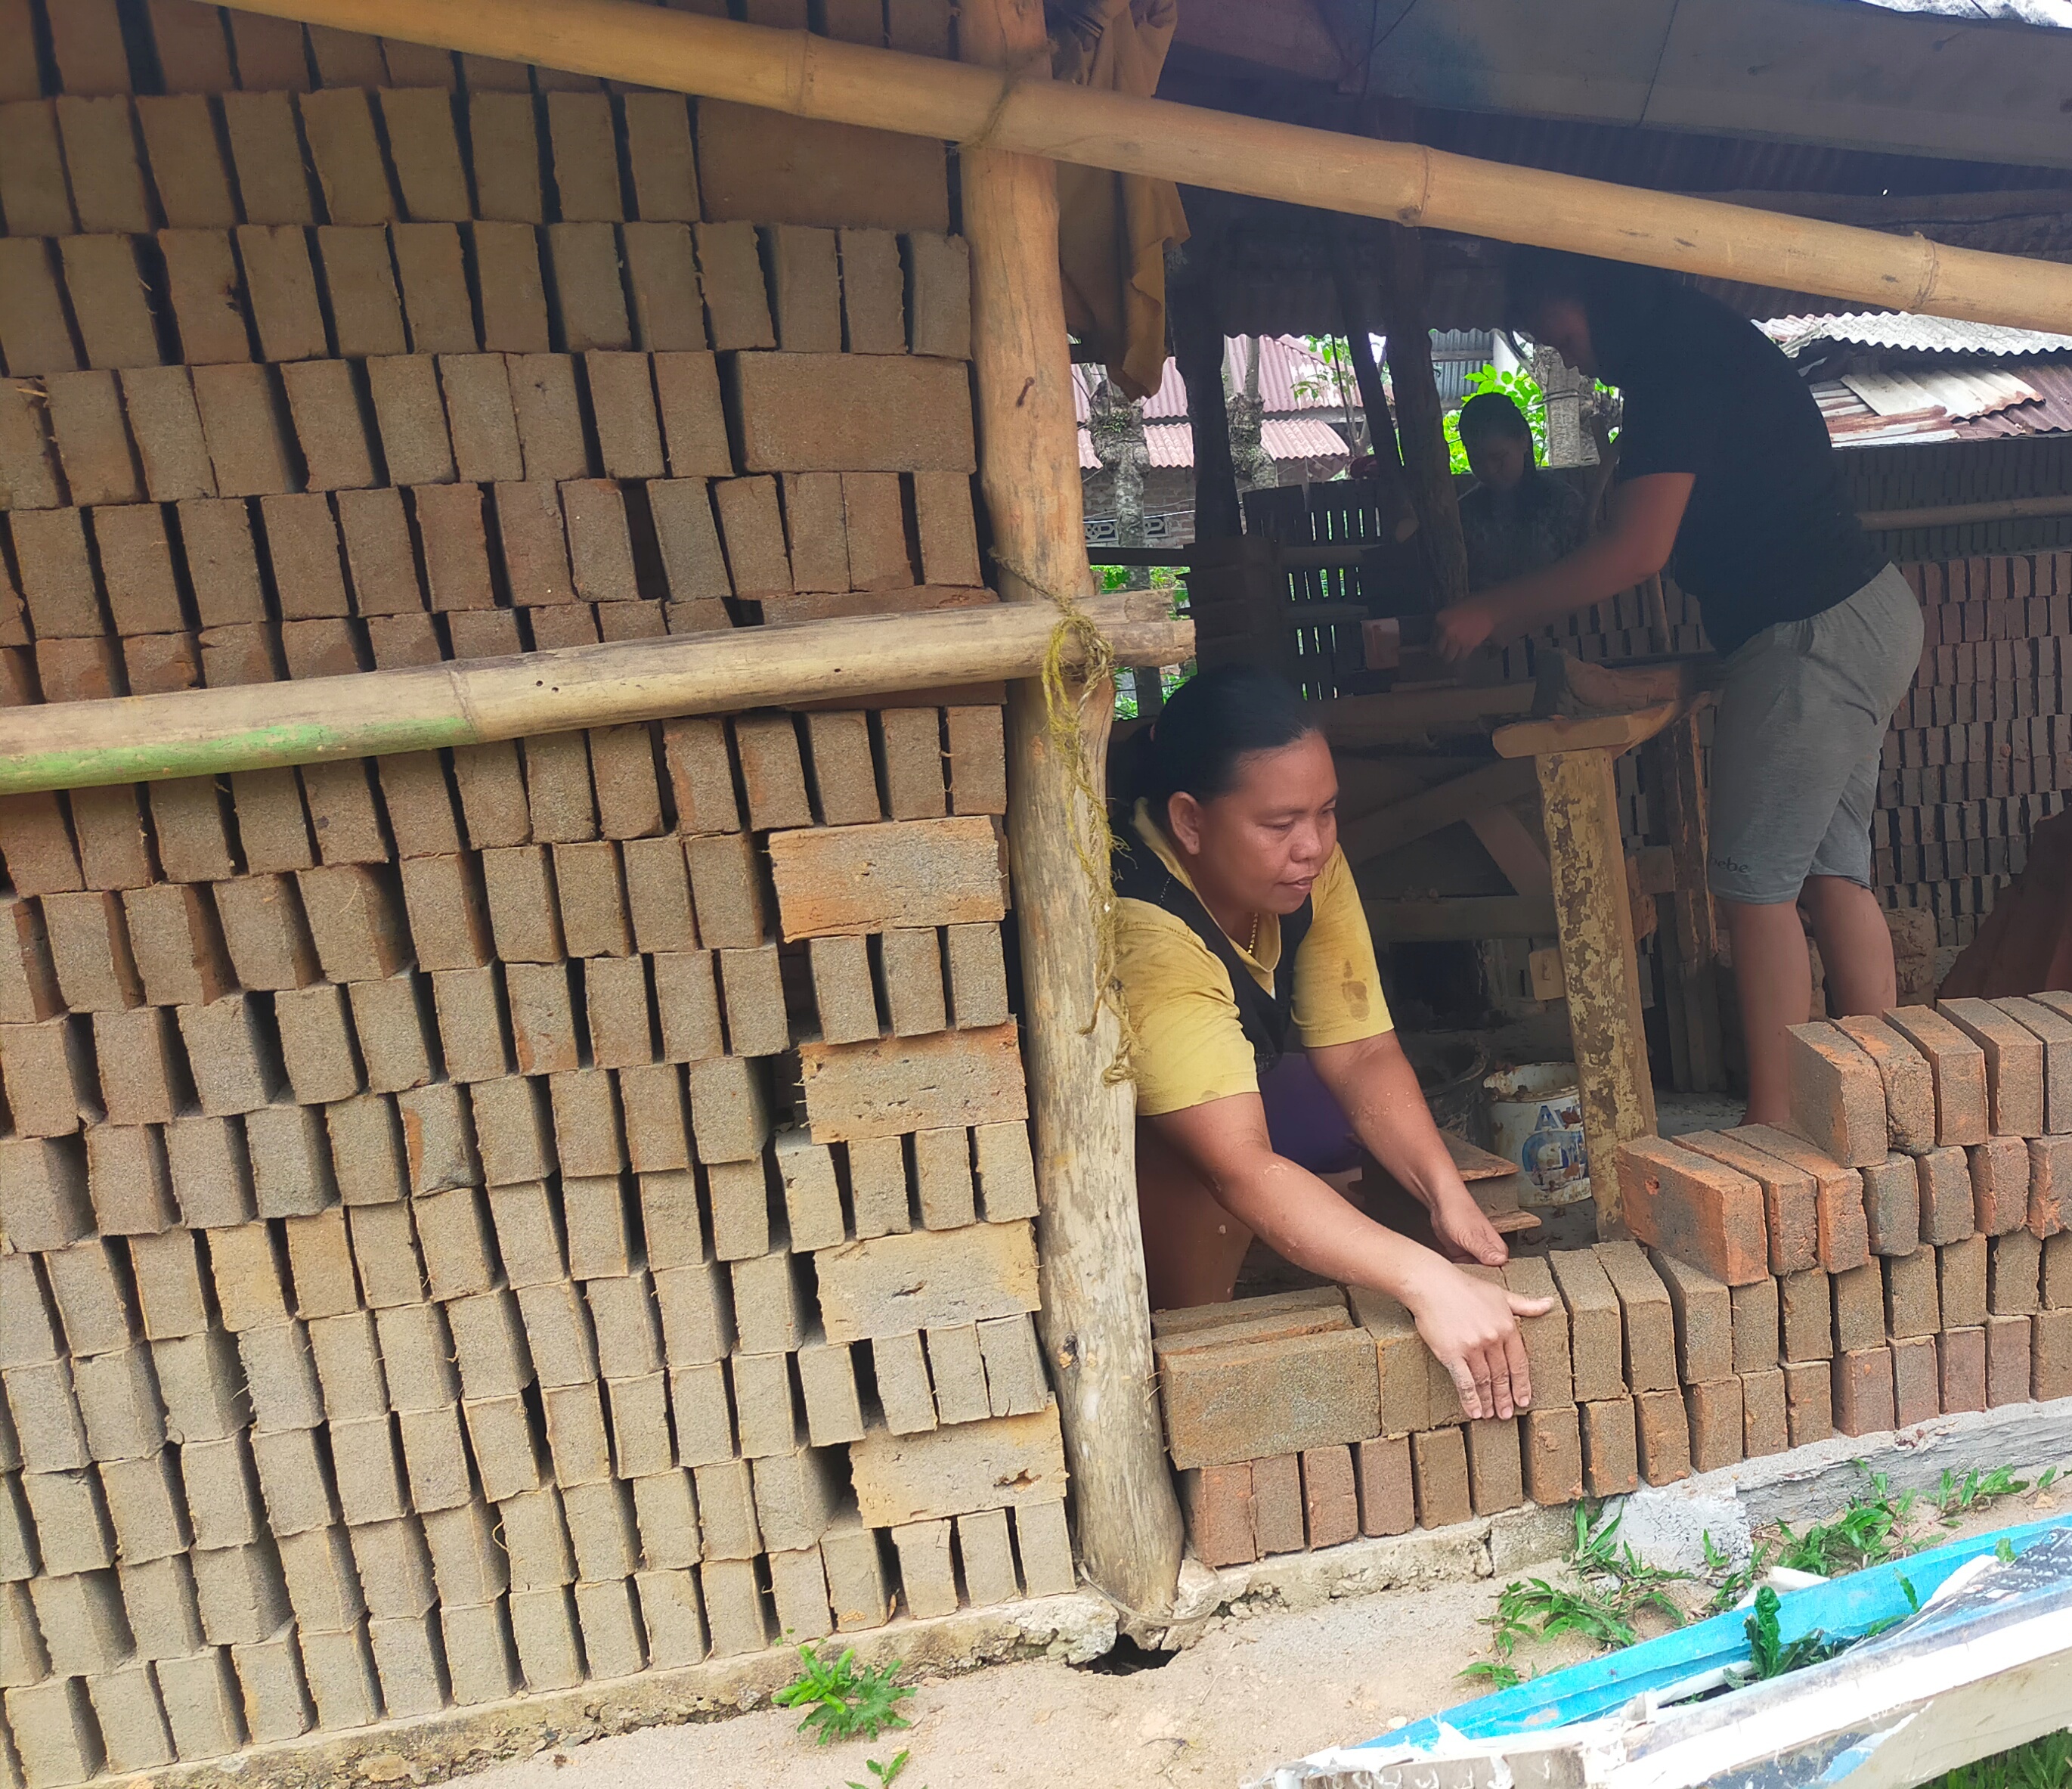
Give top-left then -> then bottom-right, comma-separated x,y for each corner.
774,1642 -> 915,1746
1927,1731 -> 2072,1788
1481,1505 -> 1688,1662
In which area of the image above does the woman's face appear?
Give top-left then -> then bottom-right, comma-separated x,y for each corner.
1466,430 -> 1529,492
1168,733 -> 1338,916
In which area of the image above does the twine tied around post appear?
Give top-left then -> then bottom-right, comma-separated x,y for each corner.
991,549 -> 1139,1083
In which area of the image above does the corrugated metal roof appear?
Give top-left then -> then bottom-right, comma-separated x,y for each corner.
1767,312 -> 2072,356
1842,367 -> 2042,418
1857,0 -> 2072,25
1812,363 -> 2072,442
1955,361 -> 2072,435
1083,416 -> 1351,471
1076,336 -> 1355,423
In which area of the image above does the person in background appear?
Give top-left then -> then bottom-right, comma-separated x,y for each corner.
1434,250 -> 1919,1127
1110,665 -> 1552,1422
1454,389 -> 1608,590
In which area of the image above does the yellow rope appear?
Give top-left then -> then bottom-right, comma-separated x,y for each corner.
993,551 -> 1139,1083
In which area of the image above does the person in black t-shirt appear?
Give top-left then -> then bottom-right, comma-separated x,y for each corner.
1435,250 -> 1922,1127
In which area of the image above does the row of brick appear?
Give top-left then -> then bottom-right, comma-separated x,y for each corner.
0,39 -> 961,241
1166,1220 -> 2072,1569
2,0 -> 955,110
0,212 -> 971,381
0,708 -> 1006,904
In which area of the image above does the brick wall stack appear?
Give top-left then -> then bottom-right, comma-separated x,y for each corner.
1160,994 -> 2072,1570
0,3 -> 1089,1784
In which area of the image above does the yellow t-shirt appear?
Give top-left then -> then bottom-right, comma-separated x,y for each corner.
1114,801 -> 1392,1117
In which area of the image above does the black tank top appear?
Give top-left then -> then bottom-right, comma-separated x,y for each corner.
1111,830 -> 1314,1076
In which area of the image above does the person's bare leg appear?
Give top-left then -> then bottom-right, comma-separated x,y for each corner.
1721,895 -> 1813,1126
1134,1119 -> 1255,1310
1801,874 -> 1898,1016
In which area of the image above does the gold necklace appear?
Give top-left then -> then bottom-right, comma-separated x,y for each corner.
1246,912 -> 1260,957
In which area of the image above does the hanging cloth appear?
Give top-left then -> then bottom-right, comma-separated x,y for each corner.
1050,0 -> 1190,402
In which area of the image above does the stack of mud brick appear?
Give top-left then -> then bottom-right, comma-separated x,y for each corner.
0,3 -> 1082,1786
0,0 -> 983,716
1159,994 -> 2072,1573
1875,555 -> 2072,947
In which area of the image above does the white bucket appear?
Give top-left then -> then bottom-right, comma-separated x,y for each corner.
1485,1062 -> 1590,1208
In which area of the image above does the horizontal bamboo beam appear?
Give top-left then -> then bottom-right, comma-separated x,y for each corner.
0,594 -> 1190,796
228,0 -> 2072,333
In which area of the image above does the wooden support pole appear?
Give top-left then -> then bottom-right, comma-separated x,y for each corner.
1535,746 -> 1657,1232
1326,228 -> 1416,544
1171,277 -> 1243,543
0,594 -> 1190,796
225,0 -> 2072,336
1338,758 -> 1538,866
961,0 -> 1185,1623
1377,224 -> 1471,612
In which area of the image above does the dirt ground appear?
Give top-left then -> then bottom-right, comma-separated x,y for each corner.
470,1571 -> 1563,1789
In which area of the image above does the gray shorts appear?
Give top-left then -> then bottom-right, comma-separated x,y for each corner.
1707,562 -> 1922,906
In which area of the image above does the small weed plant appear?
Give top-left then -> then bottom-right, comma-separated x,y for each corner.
1730,1586 -> 1849,1685
775,1643 -> 915,1746
1931,1729 -> 2071,1789
847,1752 -> 914,1789
1482,1505 -> 1687,1661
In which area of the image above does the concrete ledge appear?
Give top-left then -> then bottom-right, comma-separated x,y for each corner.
122,1593 -> 1113,1789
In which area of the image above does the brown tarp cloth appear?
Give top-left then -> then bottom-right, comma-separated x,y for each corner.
1939,808 -> 2072,998
1051,0 -> 1189,401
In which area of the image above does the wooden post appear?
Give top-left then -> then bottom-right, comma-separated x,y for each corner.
960,0 -> 1185,1621
1651,712 -> 1727,1093
1376,223 -> 1471,612
1535,746 -> 1657,1232
1170,274 -> 1243,543
1327,226 -> 1417,544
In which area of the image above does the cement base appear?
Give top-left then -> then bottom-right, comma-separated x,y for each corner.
120,1594 -> 1113,1789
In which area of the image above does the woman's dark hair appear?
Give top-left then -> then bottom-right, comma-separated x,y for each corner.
1457,389 -> 1533,448
1111,663 -> 1317,824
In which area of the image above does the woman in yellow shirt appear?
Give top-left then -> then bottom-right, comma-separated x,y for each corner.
1112,665 -> 1550,1422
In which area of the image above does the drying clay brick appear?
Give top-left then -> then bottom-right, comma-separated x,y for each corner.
505,963 -> 580,1076
392,224 -> 478,355
1882,1006 -> 1990,1147
1939,1325 -> 1988,1415
192,363 -> 301,498
1885,1245 -> 1942,1339
1545,1249 -> 1623,1405
2035,1136 -> 2072,1239
160,232 -> 250,365
1782,1358 -> 1834,1446
1971,1136 -> 2032,1236
1779,1268 -> 1834,1363
1410,1425 -> 1472,1527
847,1135 -> 912,1242
844,472 -> 912,589
1247,1454 -> 1306,1555
235,225 -> 328,363
1616,1136 -> 1768,1285
1593,1240 -> 1677,1394
1833,1013 -> 1938,1154
1646,1249 -> 1732,1386
767,225 -> 841,352
1940,997 -> 2046,1139
1994,997 -> 2072,1136
876,708 -> 949,820
1730,1124 -> 1871,1273
1985,1312 -> 2032,1407
1580,1397 -> 1639,1496
1917,1145 -> 1976,1245
1859,1154 -> 1922,1257
1498,1255 -> 1573,1409
729,352 -> 974,473
1155,1324 -> 1380,1472
1684,1377 -> 1742,1473
398,855 -> 494,973
122,365 -> 215,501
1675,1129 -> 1814,1274
1633,1387 -> 1689,1487
1940,1233 -> 1989,1329
1832,1259 -> 1886,1353
905,233 -> 971,360
1740,1366 -> 1789,1457
800,1022 -> 1026,1143
1891,1332 -> 1941,1425
767,817 -> 1004,942
1833,1347 -> 1896,1436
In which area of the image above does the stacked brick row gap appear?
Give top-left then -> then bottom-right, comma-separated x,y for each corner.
0,11 -> 981,712
0,2 -> 1100,1781
0,700 -> 1082,1787
1159,996 -> 2072,1570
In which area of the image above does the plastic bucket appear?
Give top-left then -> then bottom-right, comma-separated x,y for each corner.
1485,1063 -> 1590,1207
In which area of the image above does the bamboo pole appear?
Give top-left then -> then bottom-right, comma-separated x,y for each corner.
0,594 -> 1190,797
960,0 -> 1186,1621
227,0 -> 2072,333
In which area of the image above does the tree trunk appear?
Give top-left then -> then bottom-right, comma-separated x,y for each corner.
959,0 -> 1186,1625
1327,228 -> 1417,543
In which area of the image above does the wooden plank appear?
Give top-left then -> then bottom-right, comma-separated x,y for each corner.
1364,895 -> 1558,941
1338,757 -> 1538,865
1318,684 -> 1538,748
1491,699 -> 1681,760
1465,805 -> 1552,899
1535,745 -> 1654,1231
